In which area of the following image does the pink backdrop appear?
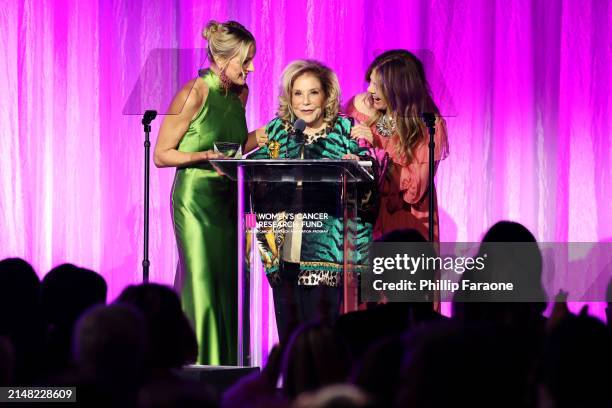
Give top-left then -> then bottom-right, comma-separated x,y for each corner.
1,0 -> 611,364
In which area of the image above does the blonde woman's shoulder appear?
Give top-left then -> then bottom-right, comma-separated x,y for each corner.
170,77 -> 209,120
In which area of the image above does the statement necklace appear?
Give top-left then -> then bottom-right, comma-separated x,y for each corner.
376,114 -> 396,137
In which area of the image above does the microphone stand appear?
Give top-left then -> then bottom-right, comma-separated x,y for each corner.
422,113 -> 436,242
295,130 -> 305,159
284,129 -> 305,158
142,110 -> 157,282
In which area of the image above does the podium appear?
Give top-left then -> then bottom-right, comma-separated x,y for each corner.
210,159 -> 374,366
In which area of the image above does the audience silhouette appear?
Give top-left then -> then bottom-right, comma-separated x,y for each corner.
0,258 -> 44,384
0,220 -> 609,408
41,263 -> 107,376
116,283 -> 198,377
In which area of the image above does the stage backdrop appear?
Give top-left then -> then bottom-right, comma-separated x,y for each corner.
1,0 -> 611,365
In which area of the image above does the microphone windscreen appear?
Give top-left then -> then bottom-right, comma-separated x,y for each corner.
294,118 -> 306,133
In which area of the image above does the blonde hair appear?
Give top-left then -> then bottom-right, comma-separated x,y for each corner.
203,20 -> 255,75
277,60 -> 340,125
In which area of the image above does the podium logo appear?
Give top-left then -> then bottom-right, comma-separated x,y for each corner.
243,212 -> 329,233
245,213 -> 257,229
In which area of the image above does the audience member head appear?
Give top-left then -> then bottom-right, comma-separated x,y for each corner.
42,263 -> 107,328
397,322 -> 527,408
480,221 -> 545,302
376,228 -> 436,303
352,337 -> 404,408
293,384 -> 372,408
116,283 -> 198,372
480,220 -> 537,242
454,221 -> 547,323
0,258 -> 43,383
335,228 -> 440,362
282,323 -> 351,400
0,258 -> 40,335
73,304 -> 147,383
39,264 -> 107,374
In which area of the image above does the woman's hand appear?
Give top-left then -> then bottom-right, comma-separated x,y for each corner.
256,130 -> 269,147
202,150 -> 227,176
342,153 -> 360,160
197,150 -> 226,161
350,123 -> 374,144
244,127 -> 267,153
547,289 -> 571,331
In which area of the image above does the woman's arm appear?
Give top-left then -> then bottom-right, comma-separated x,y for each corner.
344,92 -> 377,120
346,93 -> 377,145
153,80 -> 222,167
244,127 -> 268,153
239,85 -> 270,153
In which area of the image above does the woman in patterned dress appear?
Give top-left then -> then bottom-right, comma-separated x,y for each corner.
249,60 -> 373,340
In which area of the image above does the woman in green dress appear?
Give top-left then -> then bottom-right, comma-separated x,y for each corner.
249,60 -> 374,341
154,20 -> 256,365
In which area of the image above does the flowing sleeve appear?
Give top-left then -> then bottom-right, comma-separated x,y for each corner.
398,117 -> 449,204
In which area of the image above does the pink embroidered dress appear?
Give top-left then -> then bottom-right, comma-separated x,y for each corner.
346,97 -> 449,241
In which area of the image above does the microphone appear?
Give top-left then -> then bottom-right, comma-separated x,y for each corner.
293,118 -> 306,144
285,118 -> 307,158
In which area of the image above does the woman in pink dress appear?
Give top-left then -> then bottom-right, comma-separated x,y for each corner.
346,50 -> 449,242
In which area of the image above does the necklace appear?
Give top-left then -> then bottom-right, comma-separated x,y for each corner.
304,127 -> 328,144
283,120 -> 330,144
376,114 -> 396,137
304,126 -> 329,144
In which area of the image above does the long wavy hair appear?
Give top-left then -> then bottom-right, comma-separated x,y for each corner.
277,59 -> 340,125
369,51 -> 439,163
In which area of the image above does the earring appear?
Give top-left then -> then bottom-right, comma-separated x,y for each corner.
219,70 -> 231,91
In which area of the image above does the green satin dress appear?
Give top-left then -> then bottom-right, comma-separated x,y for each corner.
172,69 -> 246,365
